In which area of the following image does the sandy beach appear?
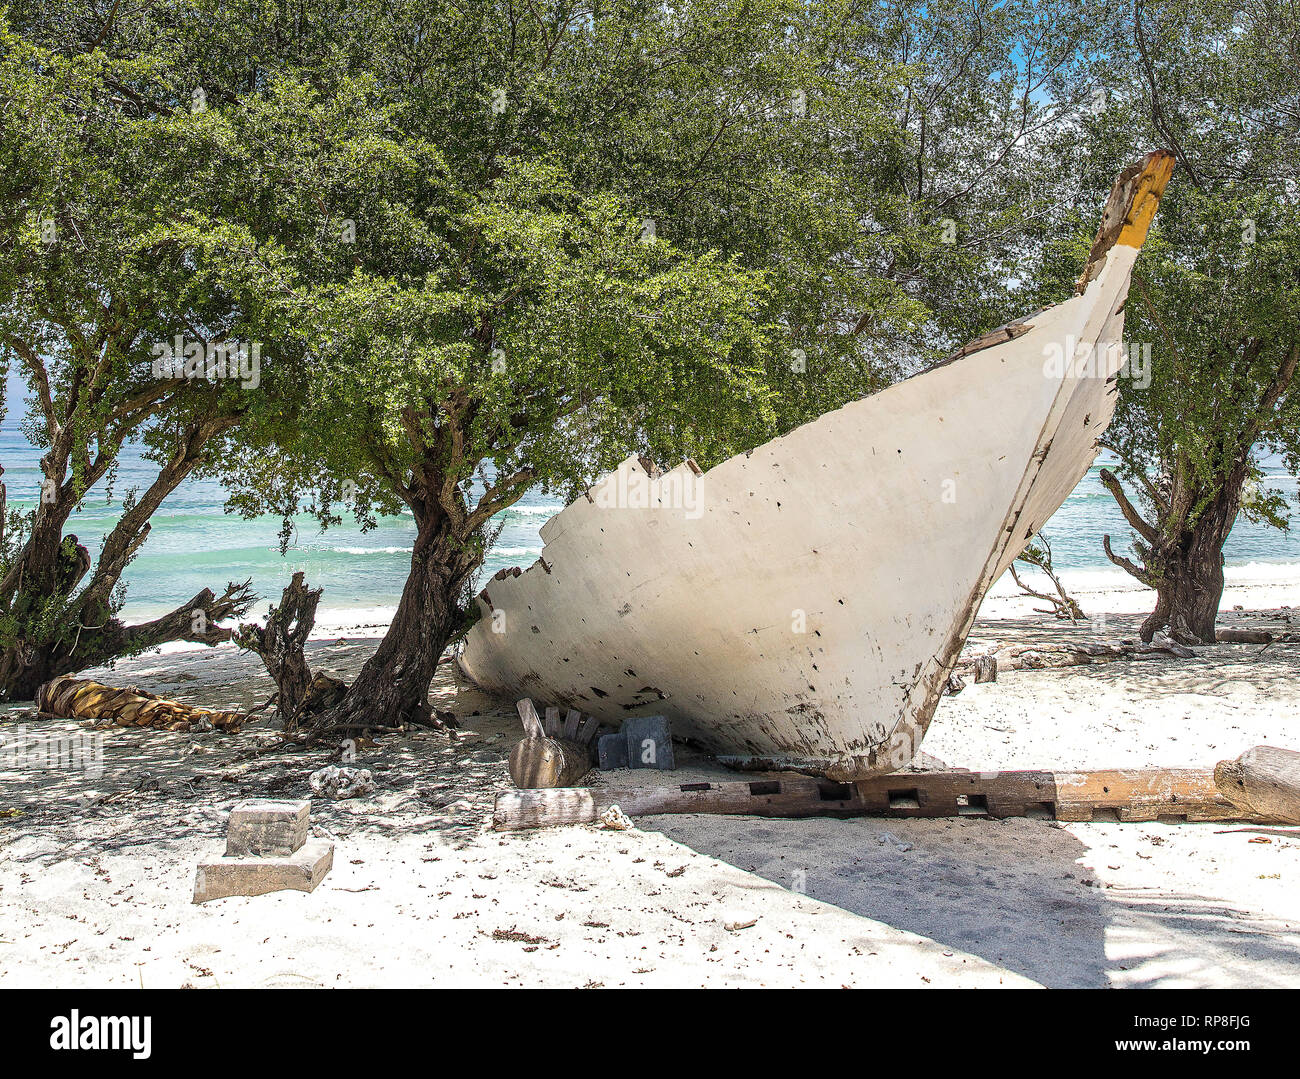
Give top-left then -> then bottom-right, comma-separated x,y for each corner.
3,569 -> 1300,989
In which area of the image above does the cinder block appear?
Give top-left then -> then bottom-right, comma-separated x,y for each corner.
597,731 -> 628,770
226,799 -> 310,857
194,839 -> 334,903
625,715 -> 674,770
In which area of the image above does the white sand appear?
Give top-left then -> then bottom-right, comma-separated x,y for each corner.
3,575 -> 1300,988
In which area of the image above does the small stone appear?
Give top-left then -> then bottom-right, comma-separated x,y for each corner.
226,799 -> 310,857
597,732 -> 628,770
309,765 -> 374,799
597,805 -> 633,831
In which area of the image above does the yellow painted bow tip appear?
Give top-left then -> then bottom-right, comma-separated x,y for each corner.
1118,149 -> 1177,251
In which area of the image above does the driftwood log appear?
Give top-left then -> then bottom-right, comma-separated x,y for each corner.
36,675 -> 244,732
956,639 -> 1195,675
494,766 -> 1262,831
1215,628 -> 1280,645
1214,746 -> 1300,824
508,699 -> 600,788
957,630 -> 1299,677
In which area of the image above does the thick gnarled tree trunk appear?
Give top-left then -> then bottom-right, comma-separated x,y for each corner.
1102,460 -> 1246,646
316,509 -> 476,734
0,409 -> 252,702
1138,523 -> 1230,645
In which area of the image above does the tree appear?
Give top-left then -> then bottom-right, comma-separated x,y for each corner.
842,0 -> 1125,362
1069,0 -> 1300,643
219,0 -> 1125,730
1011,533 -> 1085,621
197,0 -> 939,731
0,21 -> 299,696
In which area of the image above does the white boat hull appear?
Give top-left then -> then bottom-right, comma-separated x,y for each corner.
460,154 -> 1174,779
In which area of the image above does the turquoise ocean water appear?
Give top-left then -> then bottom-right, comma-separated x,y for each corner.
3,367 -> 1298,623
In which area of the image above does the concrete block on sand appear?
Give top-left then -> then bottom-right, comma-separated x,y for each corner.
225,799 -> 310,857
193,839 -> 334,903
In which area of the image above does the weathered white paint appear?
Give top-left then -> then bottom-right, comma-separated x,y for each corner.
460,238 -> 1147,778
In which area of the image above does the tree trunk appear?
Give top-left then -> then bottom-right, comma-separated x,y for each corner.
1,415 -> 245,701
1,581 -> 254,701
1140,552 -> 1222,644
1139,492 -> 1237,646
317,513 -> 472,733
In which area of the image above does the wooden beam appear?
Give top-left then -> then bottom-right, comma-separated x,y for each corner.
493,766 -> 1266,831
1215,746 -> 1300,824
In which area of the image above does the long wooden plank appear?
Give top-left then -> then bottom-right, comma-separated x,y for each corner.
1215,746 -> 1300,824
493,766 -> 1266,831
562,709 -> 582,741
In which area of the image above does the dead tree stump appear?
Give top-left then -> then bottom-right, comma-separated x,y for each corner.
234,572 -> 331,731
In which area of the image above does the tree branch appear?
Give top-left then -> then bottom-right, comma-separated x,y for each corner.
1099,466 -> 1159,544
1103,533 -> 1156,587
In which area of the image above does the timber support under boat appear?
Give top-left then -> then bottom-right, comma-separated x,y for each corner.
492,764 -> 1277,831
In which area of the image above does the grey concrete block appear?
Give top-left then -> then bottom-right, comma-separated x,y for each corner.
597,731 -> 628,770
625,715 -> 674,770
225,799 -> 310,857
194,839 -> 333,903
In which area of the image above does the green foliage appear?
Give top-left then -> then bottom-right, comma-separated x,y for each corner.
1116,186 -> 1300,529
0,17 -> 280,682
184,0 -> 921,538
188,0 -> 1123,543
1072,0 -> 1300,559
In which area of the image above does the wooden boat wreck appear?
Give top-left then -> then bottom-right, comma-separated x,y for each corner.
460,151 -> 1176,780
